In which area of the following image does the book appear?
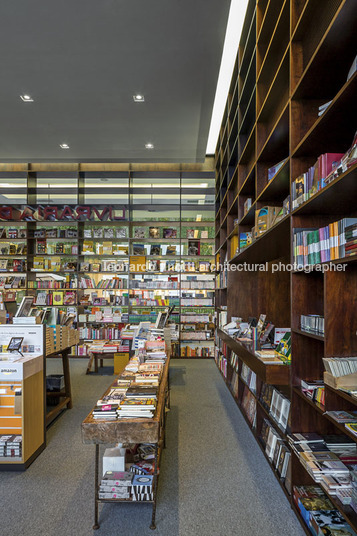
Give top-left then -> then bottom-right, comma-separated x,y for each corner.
150,245 -> 161,256
134,227 -> 146,239
188,240 -> 200,255
163,228 -> 177,239
133,244 -> 146,256
149,227 -> 160,238
166,245 -> 177,255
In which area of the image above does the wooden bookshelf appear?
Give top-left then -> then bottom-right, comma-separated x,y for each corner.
215,0 -> 357,532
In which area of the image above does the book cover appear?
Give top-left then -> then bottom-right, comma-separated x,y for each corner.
135,227 -> 146,239
150,244 -> 161,256
149,227 -> 160,238
163,228 -> 177,239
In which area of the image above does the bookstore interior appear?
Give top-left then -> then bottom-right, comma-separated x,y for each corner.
1,0 -> 357,535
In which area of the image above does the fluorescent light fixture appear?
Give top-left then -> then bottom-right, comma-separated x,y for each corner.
145,143 -> 154,149
20,94 -> 34,102
200,183 -> 208,188
0,183 -> 11,187
59,143 -> 70,149
206,0 -> 249,154
133,94 -> 145,102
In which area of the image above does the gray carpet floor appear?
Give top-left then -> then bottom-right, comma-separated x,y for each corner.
0,359 -> 304,536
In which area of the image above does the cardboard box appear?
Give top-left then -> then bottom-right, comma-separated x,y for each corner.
324,371 -> 357,390
103,447 -> 126,475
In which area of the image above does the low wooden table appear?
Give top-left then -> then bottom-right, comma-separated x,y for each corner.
82,356 -> 170,530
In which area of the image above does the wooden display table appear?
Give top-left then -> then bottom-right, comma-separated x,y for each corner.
82,356 -> 170,530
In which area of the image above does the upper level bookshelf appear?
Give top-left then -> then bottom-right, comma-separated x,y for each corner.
215,1 -> 357,534
0,161 -> 216,358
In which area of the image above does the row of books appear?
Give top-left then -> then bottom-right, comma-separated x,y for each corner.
132,227 -> 211,239
181,314 -> 213,323
293,218 -> 357,266
0,276 -> 26,289
131,280 -> 179,289
28,278 -> 77,289
240,362 -> 256,393
216,354 -> 227,377
83,227 -> 126,239
0,259 -> 26,272
35,290 -> 76,306
291,131 -> 357,211
180,298 -> 213,306
291,152 -> 344,210
260,420 -> 291,481
82,241 -> 128,256
181,280 -> 215,289
300,379 -> 325,406
33,228 -> 78,238
241,386 -> 256,427
132,243 -> 213,256
0,228 -> 27,239
0,243 -> 26,255
180,332 -> 210,341
323,357 -> 357,377
181,345 -> 214,357
0,435 -> 22,457
78,276 -> 127,289
79,327 -> 122,340
293,484 -> 356,536
36,241 -> 78,255
260,384 -> 290,433
300,315 -> 324,336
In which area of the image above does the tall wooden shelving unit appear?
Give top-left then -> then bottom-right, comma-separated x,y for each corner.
215,0 -> 357,533
0,162 -> 215,359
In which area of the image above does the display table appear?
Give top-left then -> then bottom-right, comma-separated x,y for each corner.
82,355 -> 170,530
0,353 -> 45,470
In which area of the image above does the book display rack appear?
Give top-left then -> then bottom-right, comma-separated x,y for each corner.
0,162 -> 215,358
215,1 -> 357,534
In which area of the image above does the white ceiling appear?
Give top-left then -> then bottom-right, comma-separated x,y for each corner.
0,0 -> 231,163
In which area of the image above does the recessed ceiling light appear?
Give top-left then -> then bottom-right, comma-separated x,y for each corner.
20,94 -> 34,102
145,143 -> 154,149
59,143 -> 70,149
133,94 -> 145,102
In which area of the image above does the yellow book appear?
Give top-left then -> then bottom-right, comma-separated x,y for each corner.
130,255 -> 146,272
231,235 -> 238,259
83,240 -> 94,253
53,291 -> 64,305
103,241 -> 113,255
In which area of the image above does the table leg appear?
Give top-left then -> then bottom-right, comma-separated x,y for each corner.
95,354 -> 98,374
150,444 -> 158,530
93,444 -> 100,530
86,353 -> 94,374
62,349 -> 73,409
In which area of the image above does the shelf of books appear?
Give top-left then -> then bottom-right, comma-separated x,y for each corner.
215,1 -> 357,534
0,164 -> 216,359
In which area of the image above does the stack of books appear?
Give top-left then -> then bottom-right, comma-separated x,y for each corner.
132,474 -> 154,501
99,471 -> 133,500
301,379 -> 325,405
92,404 -> 119,419
0,435 -> 22,457
117,398 -> 157,419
